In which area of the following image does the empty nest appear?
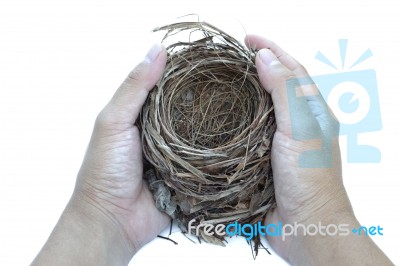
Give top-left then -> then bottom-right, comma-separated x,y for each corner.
140,21 -> 276,247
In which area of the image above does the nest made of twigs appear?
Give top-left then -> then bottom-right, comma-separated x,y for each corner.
140,21 -> 276,246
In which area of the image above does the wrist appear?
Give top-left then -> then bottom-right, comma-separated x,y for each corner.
33,192 -> 135,266
68,191 -> 136,259
288,207 -> 393,266
288,210 -> 358,265
283,187 -> 356,265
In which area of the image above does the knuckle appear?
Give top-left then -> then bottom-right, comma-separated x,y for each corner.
303,117 -> 322,136
271,64 -> 297,83
323,106 -> 340,135
95,107 -> 115,129
296,63 -> 307,73
329,115 -> 340,135
127,62 -> 147,82
95,106 -> 129,133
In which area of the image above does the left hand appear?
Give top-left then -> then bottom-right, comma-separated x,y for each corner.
33,44 -> 169,265
75,43 -> 169,254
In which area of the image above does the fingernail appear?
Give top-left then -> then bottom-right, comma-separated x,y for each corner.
258,49 -> 279,66
145,43 -> 163,63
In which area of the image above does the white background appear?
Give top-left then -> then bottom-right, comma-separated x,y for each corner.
1,0 -> 399,265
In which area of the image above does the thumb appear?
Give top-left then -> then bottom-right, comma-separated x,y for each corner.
256,48 -> 320,138
97,44 -> 167,131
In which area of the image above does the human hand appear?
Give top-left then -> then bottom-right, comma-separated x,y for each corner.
75,43 -> 170,251
246,35 -> 392,265
33,44 -> 169,265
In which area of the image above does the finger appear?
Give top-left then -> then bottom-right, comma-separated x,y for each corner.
246,35 -> 319,94
99,44 -> 167,128
246,35 -> 322,98
246,35 -> 329,99
248,35 -> 336,135
245,34 -> 301,72
256,48 -> 321,138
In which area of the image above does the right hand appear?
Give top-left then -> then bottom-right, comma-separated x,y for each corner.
246,35 -> 354,261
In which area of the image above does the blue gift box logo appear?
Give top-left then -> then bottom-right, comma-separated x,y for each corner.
288,40 -> 382,167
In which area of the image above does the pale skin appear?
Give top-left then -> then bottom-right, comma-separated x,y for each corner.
32,37 -> 393,266
245,35 -> 393,266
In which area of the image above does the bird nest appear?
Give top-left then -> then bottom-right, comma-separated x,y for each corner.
140,21 -> 276,246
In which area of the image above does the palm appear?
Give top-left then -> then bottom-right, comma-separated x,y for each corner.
75,45 -> 169,251
78,122 -> 169,250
